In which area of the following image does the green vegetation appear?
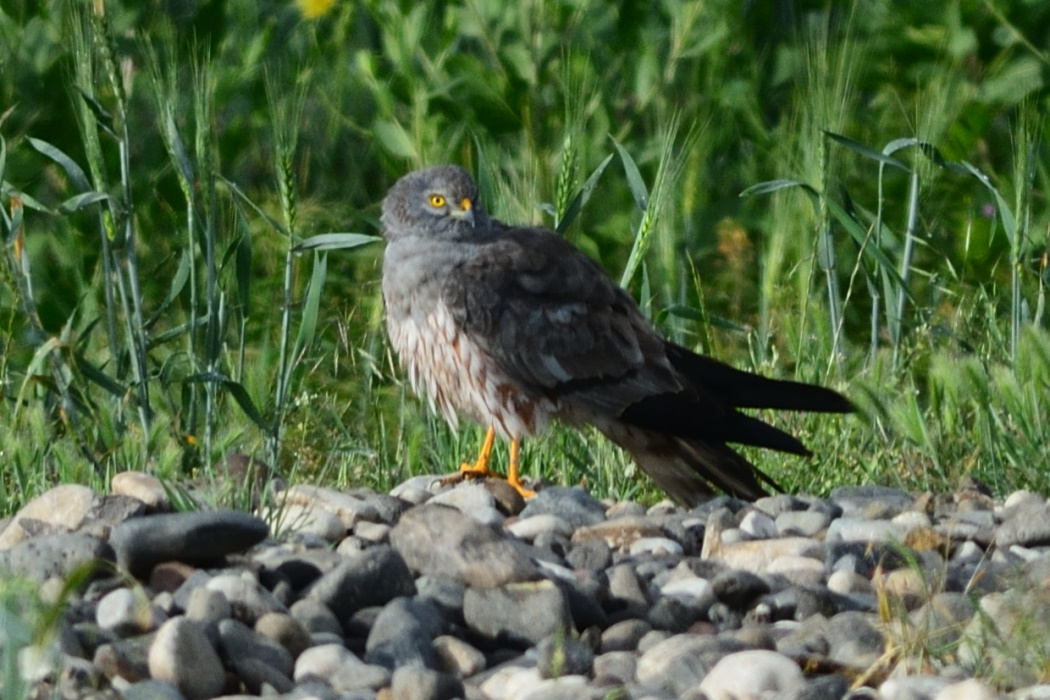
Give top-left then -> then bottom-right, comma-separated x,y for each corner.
1,0 -> 1048,512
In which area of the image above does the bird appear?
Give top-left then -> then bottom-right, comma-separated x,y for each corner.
380,164 -> 854,505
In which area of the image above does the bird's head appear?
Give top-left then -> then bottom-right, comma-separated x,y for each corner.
381,165 -> 489,243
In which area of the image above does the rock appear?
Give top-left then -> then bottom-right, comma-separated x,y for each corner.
305,545 -> 417,622
600,619 -> 653,652
0,484 -> 99,550
184,586 -> 231,623
109,510 -> 269,576
711,568 -> 769,608
997,502 -> 1050,548
636,634 -> 744,696
278,484 -> 382,527
364,597 -> 441,669
433,634 -> 486,677
829,485 -> 916,519
148,618 -> 225,700
390,504 -> 538,587
93,638 -> 151,684
699,649 -> 804,699
570,516 -> 665,551
265,503 -> 347,542
739,509 -> 779,539
218,618 -> 295,692
879,675 -> 954,700
536,633 -> 594,678
628,536 -> 683,557
111,471 -> 171,512
96,586 -> 165,635
464,580 -> 572,647
520,487 -> 607,529
390,665 -> 465,700
777,510 -> 831,537
255,611 -> 312,659
593,650 -> 636,685
119,679 -> 188,700
505,513 -> 575,542
1,532 -> 113,583
824,611 -> 885,669
205,571 -> 288,624
429,481 -> 504,526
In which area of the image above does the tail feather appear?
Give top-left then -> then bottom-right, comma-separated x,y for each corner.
602,423 -> 776,504
664,343 -> 856,413
607,342 -> 854,502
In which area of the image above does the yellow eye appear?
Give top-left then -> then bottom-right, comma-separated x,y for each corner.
429,194 -> 446,207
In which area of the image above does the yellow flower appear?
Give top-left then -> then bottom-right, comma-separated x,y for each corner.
297,0 -> 336,19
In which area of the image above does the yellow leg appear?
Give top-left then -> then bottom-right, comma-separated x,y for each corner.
506,439 -> 535,498
458,426 -> 497,478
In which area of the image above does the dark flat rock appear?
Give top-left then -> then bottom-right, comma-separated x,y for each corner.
109,510 -> 269,577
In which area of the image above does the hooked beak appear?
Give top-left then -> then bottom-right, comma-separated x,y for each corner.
449,197 -> 475,227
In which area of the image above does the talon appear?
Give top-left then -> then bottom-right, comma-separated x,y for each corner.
445,426 -> 497,483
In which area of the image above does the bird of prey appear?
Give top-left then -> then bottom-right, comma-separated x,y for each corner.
380,165 -> 854,505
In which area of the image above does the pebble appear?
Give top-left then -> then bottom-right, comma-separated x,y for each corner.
148,618 -> 226,699
699,648 -> 804,698
3,478 -> 1048,698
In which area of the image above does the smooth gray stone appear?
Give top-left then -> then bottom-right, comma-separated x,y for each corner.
120,679 -> 188,700
109,510 -> 268,576
600,619 -> 653,653
647,595 -> 704,633
824,611 -> 885,669
536,633 -> 594,679
781,673 -> 850,700
829,485 -> 915,519
519,486 -> 607,529
593,650 -> 637,684
390,666 -> 465,700
305,545 -> 416,622
206,572 -> 288,625
346,487 -> 412,524
390,504 -> 538,588
464,579 -> 572,647
776,510 -> 832,537
636,634 -> 746,696
711,568 -> 770,608
415,575 -> 466,621
1,533 -> 114,583
148,618 -> 225,700
565,537 -> 612,572
997,502 -> 1050,548
909,592 -> 976,649
218,618 -> 295,678
364,597 -> 441,670
289,598 -> 344,636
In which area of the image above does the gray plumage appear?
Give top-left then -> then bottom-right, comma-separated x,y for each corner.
381,165 -> 854,505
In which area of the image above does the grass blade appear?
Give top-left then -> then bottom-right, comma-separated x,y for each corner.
555,152 -> 614,236
293,233 -> 381,252
27,137 -> 92,191
611,137 -> 649,211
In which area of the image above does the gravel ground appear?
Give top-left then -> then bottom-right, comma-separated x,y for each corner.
1,467 -> 1049,700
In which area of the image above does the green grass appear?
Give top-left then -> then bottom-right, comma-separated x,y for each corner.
1,0 -> 1049,515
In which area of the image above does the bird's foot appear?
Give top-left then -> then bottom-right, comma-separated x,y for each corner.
442,460 -> 499,485
505,476 -> 535,499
